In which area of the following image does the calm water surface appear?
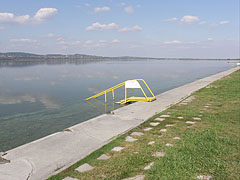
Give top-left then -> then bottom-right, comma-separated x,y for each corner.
0,60 -> 232,151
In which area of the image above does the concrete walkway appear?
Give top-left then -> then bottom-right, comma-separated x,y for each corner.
0,67 -> 239,180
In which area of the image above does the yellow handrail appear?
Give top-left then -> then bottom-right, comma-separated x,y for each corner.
85,79 -> 156,104
85,81 -> 125,101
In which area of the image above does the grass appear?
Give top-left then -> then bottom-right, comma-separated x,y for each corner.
48,70 -> 240,180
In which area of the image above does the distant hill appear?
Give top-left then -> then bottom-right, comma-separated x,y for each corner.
0,52 -> 40,56
0,52 -> 146,61
0,52 -> 238,62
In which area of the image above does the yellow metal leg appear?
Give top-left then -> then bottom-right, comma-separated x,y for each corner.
132,88 -> 134,97
112,90 -> 115,99
140,87 -> 148,100
105,92 -> 107,103
125,88 -> 127,103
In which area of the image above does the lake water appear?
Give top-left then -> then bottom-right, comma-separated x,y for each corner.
0,59 -> 232,151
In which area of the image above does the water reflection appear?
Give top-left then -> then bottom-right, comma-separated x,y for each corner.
0,94 -> 60,109
0,59 -> 115,67
86,99 -> 116,114
0,59 -> 232,152
0,95 -> 36,104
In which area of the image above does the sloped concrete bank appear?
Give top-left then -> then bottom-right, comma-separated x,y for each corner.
0,67 -> 239,180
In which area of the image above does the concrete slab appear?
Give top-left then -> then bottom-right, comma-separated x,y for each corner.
125,136 -> 138,142
0,159 -> 33,180
166,124 -> 175,127
186,121 -> 196,124
97,154 -> 110,160
193,117 -> 201,120
112,147 -> 124,152
179,102 -> 188,105
122,175 -> 145,180
131,132 -> 144,136
160,115 -> 170,118
62,177 -> 79,180
144,162 -> 154,170
173,137 -> 181,140
143,127 -> 152,131
155,117 -> 165,121
160,129 -> 167,132
148,141 -> 155,145
1,67 -> 238,180
149,122 -> 159,126
153,152 -> 165,157
197,175 -> 212,180
75,163 -> 94,173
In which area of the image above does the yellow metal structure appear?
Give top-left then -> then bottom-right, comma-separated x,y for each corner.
85,79 -> 156,104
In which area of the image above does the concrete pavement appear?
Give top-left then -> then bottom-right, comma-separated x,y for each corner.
0,67 -> 239,180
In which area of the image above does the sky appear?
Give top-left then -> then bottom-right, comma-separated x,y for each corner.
0,0 -> 239,58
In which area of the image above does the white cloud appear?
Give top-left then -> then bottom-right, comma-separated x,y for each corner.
219,20 -> 229,25
164,17 -> 178,22
46,33 -> 57,38
118,25 -> 142,32
10,38 -> 37,43
0,13 -> 30,24
163,40 -> 182,44
85,3 -> 90,7
0,26 -> 4,30
124,6 -> 134,14
57,40 -> 67,45
120,2 -> 126,6
33,8 -> 58,23
209,23 -> 218,27
86,22 -> 119,31
0,8 -> 57,25
199,21 -> 206,25
112,39 -> 120,43
86,22 -> 142,32
180,15 -> 200,24
99,40 -> 107,43
207,37 -> 213,41
94,6 -> 110,13
85,40 -> 93,44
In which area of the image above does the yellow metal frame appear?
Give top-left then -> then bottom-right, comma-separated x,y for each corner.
85,79 -> 156,104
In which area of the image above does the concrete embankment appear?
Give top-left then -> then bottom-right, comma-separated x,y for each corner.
0,67 -> 239,180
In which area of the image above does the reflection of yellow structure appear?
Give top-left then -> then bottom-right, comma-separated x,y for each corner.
85,79 -> 156,104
